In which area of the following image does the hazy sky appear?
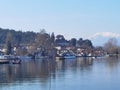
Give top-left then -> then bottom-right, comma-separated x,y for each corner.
0,0 -> 120,39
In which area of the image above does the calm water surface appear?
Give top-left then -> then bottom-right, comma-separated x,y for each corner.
0,57 -> 120,90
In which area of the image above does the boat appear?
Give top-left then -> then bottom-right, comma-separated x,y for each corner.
0,55 -> 10,64
56,52 -> 76,60
0,55 -> 15,64
63,53 -> 76,59
0,55 -> 21,64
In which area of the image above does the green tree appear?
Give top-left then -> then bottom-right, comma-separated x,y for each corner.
69,38 -> 77,47
77,38 -> 93,48
51,32 -> 55,44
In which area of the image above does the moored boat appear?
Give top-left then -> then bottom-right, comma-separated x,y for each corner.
63,53 -> 76,59
0,55 -> 21,64
0,55 -> 10,64
56,52 -> 76,60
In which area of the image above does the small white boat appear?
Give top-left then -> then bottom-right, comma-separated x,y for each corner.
0,55 -> 11,63
56,50 -> 76,60
0,55 -> 21,64
0,56 -> 9,63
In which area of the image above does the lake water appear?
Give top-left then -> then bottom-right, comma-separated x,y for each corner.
0,57 -> 120,90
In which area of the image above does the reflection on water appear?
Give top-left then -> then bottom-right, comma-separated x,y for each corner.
0,59 -> 55,83
0,57 -> 120,90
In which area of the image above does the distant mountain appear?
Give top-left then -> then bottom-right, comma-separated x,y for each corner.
89,32 -> 120,46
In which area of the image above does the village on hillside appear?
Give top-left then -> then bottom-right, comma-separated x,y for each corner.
0,28 -> 120,64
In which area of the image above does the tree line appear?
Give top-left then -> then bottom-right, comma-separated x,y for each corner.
0,28 -> 36,44
0,28 -> 93,48
1,27 -> 120,56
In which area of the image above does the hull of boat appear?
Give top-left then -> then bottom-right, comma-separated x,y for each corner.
64,56 -> 76,59
0,59 -> 9,64
56,56 -> 76,60
0,55 -> 21,64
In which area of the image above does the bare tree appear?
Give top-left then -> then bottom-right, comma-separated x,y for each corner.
104,38 -> 118,54
5,32 -> 12,55
35,32 -> 51,49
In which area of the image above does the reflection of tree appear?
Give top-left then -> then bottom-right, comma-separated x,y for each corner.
0,60 -> 56,85
56,59 -> 77,70
56,58 -> 93,73
56,59 -> 78,79
77,57 -> 93,66
0,58 -> 94,87
105,57 -> 119,71
76,57 -> 93,71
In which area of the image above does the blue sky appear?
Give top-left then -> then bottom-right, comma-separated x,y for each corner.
0,0 -> 120,40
